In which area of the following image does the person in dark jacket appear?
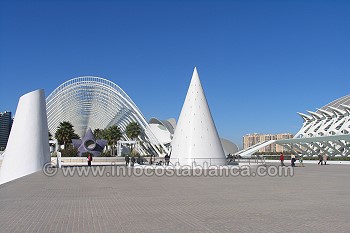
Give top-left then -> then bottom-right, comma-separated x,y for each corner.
318,154 -> 323,165
131,156 -> 136,167
125,155 -> 130,166
164,154 -> 170,166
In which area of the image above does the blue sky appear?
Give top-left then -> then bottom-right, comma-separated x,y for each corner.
1,0 -> 349,147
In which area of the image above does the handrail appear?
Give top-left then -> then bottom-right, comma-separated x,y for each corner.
50,156 -> 266,166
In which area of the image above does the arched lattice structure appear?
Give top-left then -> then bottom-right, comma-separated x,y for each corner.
46,76 -> 167,156
276,94 -> 350,158
320,94 -> 350,111
295,94 -> 350,139
236,94 -> 350,158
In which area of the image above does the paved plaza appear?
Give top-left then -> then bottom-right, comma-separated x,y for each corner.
0,163 -> 350,233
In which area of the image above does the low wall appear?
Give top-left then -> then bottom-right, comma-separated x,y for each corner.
266,160 -> 350,165
51,157 -> 126,166
51,156 -> 167,166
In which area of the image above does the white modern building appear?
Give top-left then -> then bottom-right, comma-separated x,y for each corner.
1,68 -> 233,184
280,95 -> 350,157
0,67 -> 241,184
237,94 -> 350,158
46,75 -> 238,159
295,96 -> 350,138
46,77 -> 170,157
148,118 -> 176,148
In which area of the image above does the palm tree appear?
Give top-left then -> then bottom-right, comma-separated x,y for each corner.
93,128 -> 104,139
105,125 -> 122,156
48,132 -> 53,141
126,122 -> 141,154
54,121 -> 79,149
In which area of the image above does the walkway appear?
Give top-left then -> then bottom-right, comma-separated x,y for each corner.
0,164 -> 349,232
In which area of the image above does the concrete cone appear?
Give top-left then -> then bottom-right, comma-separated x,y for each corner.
170,68 -> 225,166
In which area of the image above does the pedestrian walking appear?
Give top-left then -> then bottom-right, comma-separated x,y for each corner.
291,154 -> 296,167
149,155 -> 153,165
318,154 -> 323,165
280,152 -> 285,166
131,156 -> 136,167
323,154 -> 328,165
87,153 -> 93,166
164,154 -> 170,166
125,155 -> 130,166
299,155 -> 304,167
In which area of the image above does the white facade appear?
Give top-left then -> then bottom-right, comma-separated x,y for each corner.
170,68 -> 225,166
0,90 -> 50,185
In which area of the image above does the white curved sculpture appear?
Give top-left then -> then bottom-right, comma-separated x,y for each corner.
170,68 -> 225,166
0,90 -> 50,185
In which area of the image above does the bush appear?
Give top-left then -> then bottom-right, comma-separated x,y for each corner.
60,147 -> 78,157
100,150 -> 112,157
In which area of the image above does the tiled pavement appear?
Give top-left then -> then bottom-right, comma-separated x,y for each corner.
0,163 -> 349,233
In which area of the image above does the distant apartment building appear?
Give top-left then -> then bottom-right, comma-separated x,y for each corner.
0,111 -> 13,150
243,133 -> 294,153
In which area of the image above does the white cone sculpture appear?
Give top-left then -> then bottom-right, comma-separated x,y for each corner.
170,68 -> 225,166
0,90 -> 50,185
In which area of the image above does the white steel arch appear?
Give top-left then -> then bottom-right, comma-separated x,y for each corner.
46,76 -> 167,156
280,94 -> 350,158
295,95 -> 350,139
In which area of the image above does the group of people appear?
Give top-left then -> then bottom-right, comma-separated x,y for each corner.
124,155 -> 139,167
280,152 -> 330,167
88,152 -> 329,167
279,152 -> 304,167
318,154 -> 328,165
124,154 -> 171,166
85,153 -> 172,167
227,153 -> 239,163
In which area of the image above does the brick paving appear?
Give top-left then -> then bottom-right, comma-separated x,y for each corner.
0,163 -> 350,233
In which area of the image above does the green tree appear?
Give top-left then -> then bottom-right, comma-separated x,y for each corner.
54,121 -> 80,149
126,122 -> 141,154
48,131 -> 55,150
93,128 -> 104,140
105,125 -> 122,156
48,131 -> 53,141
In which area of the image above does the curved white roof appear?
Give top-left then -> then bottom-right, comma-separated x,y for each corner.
320,94 -> 350,112
46,76 -> 166,156
296,93 -> 350,139
220,138 -> 239,155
